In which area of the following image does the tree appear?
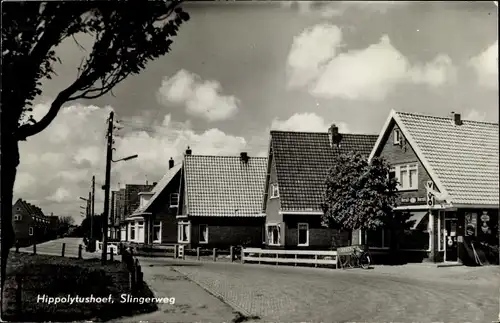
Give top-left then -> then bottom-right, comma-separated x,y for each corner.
1,1 -> 189,292
57,215 -> 75,236
321,152 -> 412,260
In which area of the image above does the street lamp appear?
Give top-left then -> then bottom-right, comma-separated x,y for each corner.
112,154 -> 138,163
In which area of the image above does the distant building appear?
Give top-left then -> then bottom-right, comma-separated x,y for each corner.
12,199 -> 54,246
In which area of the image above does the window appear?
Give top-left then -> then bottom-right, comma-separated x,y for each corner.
170,193 -> 179,208
393,129 -> 401,145
199,224 -> 208,244
14,215 -> 22,221
297,223 -> 309,246
267,224 -> 281,246
29,227 -> 34,236
178,222 -> 190,243
130,223 -> 136,241
270,183 -> 279,199
392,163 -> 418,190
153,221 -> 162,243
364,229 -> 389,248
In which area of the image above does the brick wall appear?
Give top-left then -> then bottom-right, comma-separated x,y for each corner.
379,124 -> 439,204
190,217 -> 265,248
265,153 -> 282,224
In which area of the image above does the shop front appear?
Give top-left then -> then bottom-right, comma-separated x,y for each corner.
436,208 -> 498,265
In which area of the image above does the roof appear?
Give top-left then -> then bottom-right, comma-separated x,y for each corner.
270,131 -> 378,212
184,155 -> 267,217
131,163 -> 182,215
13,198 -> 46,218
370,110 -> 499,206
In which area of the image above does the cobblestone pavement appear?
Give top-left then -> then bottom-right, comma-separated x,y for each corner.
170,261 -> 498,322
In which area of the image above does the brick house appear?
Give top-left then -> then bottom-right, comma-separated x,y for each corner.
125,159 -> 182,245
367,110 -> 499,264
261,126 -> 378,249
113,183 -> 155,241
176,150 -> 267,249
12,198 -> 53,246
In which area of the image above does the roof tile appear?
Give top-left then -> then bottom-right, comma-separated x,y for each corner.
271,131 -> 378,212
185,155 -> 267,217
396,112 -> 499,205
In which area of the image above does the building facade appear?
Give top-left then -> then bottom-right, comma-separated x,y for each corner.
12,199 -> 54,246
261,126 -> 378,250
368,110 -> 499,264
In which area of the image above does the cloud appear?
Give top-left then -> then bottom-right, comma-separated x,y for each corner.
281,1 -> 406,17
463,109 -> 487,122
271,112 -> 350,133
157,69 -> 240,122
469,41 -> 498,89
287,25 -> 456,101
15,101 -> 250,220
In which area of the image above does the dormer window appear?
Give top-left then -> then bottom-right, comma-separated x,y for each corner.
270,183 -> 279,199
393,129 -> 401,145
169,193 -> 179,208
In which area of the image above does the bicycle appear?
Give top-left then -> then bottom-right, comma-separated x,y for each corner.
338,245 -> 372,270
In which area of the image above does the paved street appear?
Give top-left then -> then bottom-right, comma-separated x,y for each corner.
15,237 -> 99,259
138,257 -> 499,323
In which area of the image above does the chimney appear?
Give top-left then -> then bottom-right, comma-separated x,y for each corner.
453,112 -> 462,126
169,157 -> 174,169
240,152 -> 249,163
328,124 -> 343,147
185,146 -> 192,155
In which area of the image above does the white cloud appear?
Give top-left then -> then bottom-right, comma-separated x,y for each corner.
281,1 -> 407,17
157,69 -> 240,122
287,25 -> 456,101
463,109 -> 487,122
469,41 -> 498,89
271,112 -> 350,133
15,101 -> 250,220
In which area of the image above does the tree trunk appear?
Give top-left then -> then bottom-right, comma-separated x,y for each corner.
1,135 -> 20,294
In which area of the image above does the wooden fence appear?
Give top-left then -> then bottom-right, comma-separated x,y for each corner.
241,248 -> 338,268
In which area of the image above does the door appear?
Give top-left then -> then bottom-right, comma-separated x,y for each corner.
444,218 -> 458,262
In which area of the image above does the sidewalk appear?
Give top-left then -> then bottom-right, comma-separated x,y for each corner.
108,263 -> 239,323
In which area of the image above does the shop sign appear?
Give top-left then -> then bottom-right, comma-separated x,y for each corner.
400,196 -> 426,205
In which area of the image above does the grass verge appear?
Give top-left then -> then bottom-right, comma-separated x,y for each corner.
2,253 -> 158,322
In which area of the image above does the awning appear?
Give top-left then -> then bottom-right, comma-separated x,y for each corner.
124,216 -> 145,222
407,211 -> 429,230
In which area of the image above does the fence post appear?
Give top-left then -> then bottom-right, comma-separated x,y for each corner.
196,247 -> 200,261
230,246 -> 234,262
110,249 -> 114,261
33,242 -> 36,255
295,254 -> 298,267
61,243 -> 66,257
240,247 -> 245,264
276,252 -> 279,265
212,248 -> 217,262
78,245 -> 83,259
15,241 -> 19,253
129,271 -> 135,292
16,274 -> 22,317
314,254 -> 318,268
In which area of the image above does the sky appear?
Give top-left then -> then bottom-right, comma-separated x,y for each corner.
14,1 -> 498,223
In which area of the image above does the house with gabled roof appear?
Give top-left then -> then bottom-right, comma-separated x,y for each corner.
124,159 -> 182,245
368,110 -> 499,264
12,198 -> 52,246
176,150 -> 267,248
261,125 -> 378,249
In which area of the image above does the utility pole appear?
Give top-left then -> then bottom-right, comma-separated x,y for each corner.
91,176 -> 95,242
101,111 -> 114,265
88,191 -> 92,243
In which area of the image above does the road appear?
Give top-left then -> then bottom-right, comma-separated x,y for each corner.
15,237 -> 99,259
137,257 -> 499,323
